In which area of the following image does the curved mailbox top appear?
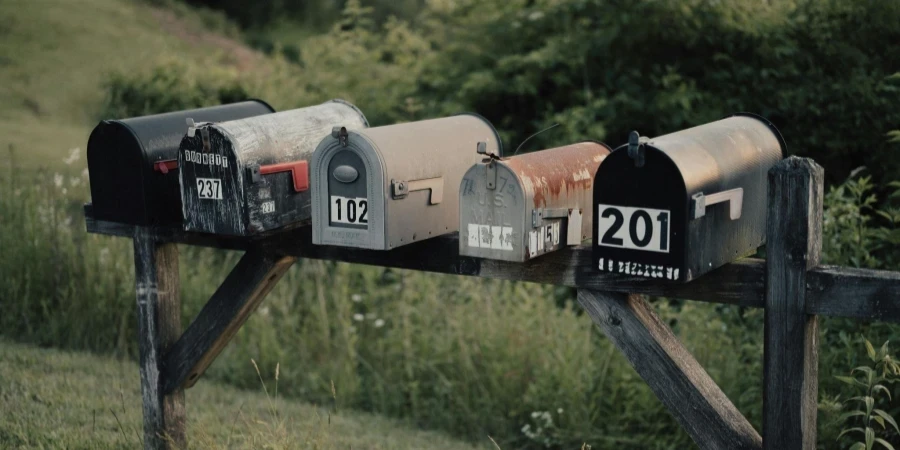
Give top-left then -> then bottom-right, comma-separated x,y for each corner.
593,114 -> 785,283
86,100 -> 275,226
178,100 -> 368,236
459,141 -> 610,262
311,114 -> 501,250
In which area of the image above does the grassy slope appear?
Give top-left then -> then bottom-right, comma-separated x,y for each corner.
0,339 -> 490,449
0,0 -> 262,170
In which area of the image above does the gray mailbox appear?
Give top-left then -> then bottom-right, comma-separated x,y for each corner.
459,141 -> 610,262
179,100 -> 368,236
592,113 -> 786,282
311,114 -> 501,250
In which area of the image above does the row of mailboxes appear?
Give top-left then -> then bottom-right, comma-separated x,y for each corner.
87,102 -> 785,283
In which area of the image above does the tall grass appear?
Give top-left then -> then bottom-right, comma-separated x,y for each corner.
0,147 -> 779,448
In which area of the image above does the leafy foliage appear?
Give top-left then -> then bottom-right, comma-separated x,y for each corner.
833,340 -> 900,450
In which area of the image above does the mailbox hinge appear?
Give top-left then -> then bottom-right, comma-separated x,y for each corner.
332,126 -> 349,147
391,177 -> 444,204
691,187 -> 744,220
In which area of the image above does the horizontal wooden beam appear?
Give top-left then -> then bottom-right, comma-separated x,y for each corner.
85,213 -> 900,321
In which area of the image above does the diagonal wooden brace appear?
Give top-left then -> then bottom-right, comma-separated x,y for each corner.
577,289 -> 762,450
160,247 -> 295,394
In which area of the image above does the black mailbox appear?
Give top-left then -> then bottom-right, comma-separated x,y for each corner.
592,114 -> 786,282
86,100 -> 275,226
178,100 -> 368,236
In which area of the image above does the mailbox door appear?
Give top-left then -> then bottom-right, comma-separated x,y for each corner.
179,128 -> 247,234
593,148 -> 688,281
459,163 -> 528,261
311,133 -> 386,249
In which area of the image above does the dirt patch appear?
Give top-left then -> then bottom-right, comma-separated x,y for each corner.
150,8 -> 264,73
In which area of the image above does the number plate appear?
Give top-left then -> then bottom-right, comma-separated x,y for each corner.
596,204 -> 670,253
196,178 -> 222,200
330,195 -> 369,225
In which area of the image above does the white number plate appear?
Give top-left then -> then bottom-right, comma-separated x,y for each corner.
196,178 -> 222,200
596,204 -> 670,253
330,196 -> 369,225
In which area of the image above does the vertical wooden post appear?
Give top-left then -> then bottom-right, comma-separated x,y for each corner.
134,228 -> 186,449
764,156 -> 824,450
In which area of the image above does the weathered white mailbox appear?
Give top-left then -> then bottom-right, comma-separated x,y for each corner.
179,100 -> 368,236
592,113 -> 786,282
459,141 -> 610,262
311,114 -> 501,250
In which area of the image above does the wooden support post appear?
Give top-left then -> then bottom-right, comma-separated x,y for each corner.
577,290 -> 762,450
161,247 -> 295,394
764,156 -> 824,450
134,229 -> 186,450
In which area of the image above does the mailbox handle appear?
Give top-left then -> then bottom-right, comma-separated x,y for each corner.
153,159 -> 178,174
391,177 -> 443,204
259,161 -> 309,192
692,187 -> 743,220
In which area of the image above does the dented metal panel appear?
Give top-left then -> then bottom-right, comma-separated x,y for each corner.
593,113 -> 785,282
179,100 -> 368,236
311,114 -> 501,250
459,141 -> 610,262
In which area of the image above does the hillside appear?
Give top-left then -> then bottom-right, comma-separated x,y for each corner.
0,339 -> 491,449
0,0 -> 268,170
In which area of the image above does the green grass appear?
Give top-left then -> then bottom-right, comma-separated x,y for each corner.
0,338 -> 492,449
0,0 -> 265,170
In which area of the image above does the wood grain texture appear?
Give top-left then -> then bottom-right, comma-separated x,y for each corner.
133,229 -> 186,450
577,290 -> 762,450
764,157 -> 824,450
807,265 -> 900,321
161,248 -> 295,394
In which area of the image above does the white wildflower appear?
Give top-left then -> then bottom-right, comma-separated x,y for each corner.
557,408 -> 563,414
528,11 -> 544,21
81,168 -> 89,179
353,313 -> 364,322
54,173 -> 63,188
374,319 -> 385,328
351,294 -> 363,302
63,148 -> 80,165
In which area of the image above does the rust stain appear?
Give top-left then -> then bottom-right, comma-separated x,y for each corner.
502,141 -> 610,208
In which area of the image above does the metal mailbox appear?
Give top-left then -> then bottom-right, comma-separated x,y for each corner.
178,100 -> 368,236
459,141 -> 610,262
592,113 -> 786,282
311,114 -> 501,250
86,100 -> 275,226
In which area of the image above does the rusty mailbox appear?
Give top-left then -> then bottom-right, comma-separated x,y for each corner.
86,100 -> 275,226
178,100 -> 368,236
592,113 -> 786,282
459,141 -> 610,262
311,114 -> 501,250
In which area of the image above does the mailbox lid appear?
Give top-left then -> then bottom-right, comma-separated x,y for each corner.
179,100 -> 368,236
459,141 -> 610,262
86,100 -> 275,225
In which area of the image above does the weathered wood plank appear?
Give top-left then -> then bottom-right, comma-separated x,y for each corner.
807,265 -> 900,321
133,229 -> 186,450
577,290 -> 762,450
161,248 -> 295,394
88,210 -> 900,320
764,157 -> 823,450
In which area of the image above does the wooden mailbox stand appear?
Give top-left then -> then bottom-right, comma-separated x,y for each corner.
85,157 -> 900,450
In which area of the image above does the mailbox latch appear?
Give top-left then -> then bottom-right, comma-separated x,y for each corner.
691,187 -> 744,220
391,177 -> 443,204
186,118 -> 212,152
627,131 -> 649,168
478,141 -> 501,190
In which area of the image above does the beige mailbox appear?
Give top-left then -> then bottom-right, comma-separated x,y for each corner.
310,114 -> 501,250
